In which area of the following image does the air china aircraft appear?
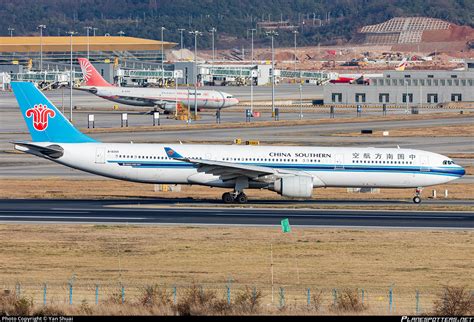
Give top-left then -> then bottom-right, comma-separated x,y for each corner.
329,58 -> 408,84
76,58 -> 239,113
12,82 -> 464,204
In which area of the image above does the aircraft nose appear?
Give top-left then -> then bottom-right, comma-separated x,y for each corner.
225,97 -> 239,107
459,166 -> 466,176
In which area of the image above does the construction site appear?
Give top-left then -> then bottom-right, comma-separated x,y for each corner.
196,17 -> 473,76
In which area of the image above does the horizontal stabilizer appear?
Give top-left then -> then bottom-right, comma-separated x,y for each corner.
14,142 -> 64,159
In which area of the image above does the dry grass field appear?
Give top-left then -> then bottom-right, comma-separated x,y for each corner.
0,225 -> 472,315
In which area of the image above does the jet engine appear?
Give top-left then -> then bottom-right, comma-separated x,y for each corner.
270,175 -> 314,198
161,102 -> 177,113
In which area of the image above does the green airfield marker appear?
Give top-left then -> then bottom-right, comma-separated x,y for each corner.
281,218 -> 291,233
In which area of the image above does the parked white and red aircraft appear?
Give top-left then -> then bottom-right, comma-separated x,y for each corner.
77,58 -> 239,113
329,58 -> 408,84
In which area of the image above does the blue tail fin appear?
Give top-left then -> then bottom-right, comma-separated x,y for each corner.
11,82 -> 97,143
164,147 -> 184,159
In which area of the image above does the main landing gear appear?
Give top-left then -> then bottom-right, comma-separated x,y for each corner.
222,177 -> 249,204
413,187 -> 423,204
222,192 -> 248,204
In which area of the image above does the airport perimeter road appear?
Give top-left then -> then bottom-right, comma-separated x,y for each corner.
0,199 -> 472,229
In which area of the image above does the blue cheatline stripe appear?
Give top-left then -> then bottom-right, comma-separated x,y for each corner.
107,160 -> 464,177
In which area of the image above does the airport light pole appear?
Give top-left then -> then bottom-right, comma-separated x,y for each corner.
84,26 -> 93,60
293,30 -> 298,82
189,30 -> 202,119
248,28 -> 256,114
67,31 -> 77,122
8,27 -> 14,37
209,27 -> 217,86
405,79 -> 409,114
92,27 -> 98,37
37,25 -> 46,71
266,30 -> 278,117
161,27 -> 166,87
299,83 -> 303,119
177,28 -> 185,60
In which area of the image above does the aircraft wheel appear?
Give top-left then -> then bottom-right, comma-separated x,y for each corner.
222,192 -> 234,204
413,196 -> 421,204
236,193 -> 248,204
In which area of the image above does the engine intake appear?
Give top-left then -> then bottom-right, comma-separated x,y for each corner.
271,175 -> 314,198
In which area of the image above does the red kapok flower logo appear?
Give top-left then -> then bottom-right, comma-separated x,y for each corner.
25,104 -> 56,131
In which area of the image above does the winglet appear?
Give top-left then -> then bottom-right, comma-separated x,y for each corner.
164,147 -> 184,159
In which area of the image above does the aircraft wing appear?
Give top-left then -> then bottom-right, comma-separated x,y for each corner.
164,147 -> 303,182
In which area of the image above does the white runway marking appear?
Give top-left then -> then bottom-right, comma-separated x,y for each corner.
0,215 -> 145,220
0,210 -> 89,214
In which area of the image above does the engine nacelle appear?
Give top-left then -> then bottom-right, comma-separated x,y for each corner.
161,102 -> 177,112
271,175 -> 314,198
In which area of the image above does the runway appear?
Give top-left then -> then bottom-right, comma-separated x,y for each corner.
0,199 -> 472,229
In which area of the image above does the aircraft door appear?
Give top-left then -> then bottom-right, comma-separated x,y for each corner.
334,154 -> 344,170
202,92 -> 209,108
420,155 -> 430,172
95,147 -> 105,164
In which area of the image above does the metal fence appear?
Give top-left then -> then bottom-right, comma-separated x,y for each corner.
0,281 -> 449,315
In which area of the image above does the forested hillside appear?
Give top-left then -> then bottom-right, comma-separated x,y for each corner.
1,0 -> 472,48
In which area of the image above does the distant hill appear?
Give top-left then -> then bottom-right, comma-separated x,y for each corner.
1,0 -> 473,49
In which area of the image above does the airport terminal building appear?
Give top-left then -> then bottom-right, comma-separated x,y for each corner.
324,60 -> 474,107
0,36 -> 176,67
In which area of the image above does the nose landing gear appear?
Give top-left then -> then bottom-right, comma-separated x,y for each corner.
413,188 -> 423,204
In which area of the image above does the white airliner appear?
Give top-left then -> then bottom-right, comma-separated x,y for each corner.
76,58 -> 239,112
12,82 -> 465,204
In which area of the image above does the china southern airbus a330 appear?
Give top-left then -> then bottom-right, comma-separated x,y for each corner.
11,82 -> 464,204
76,58 -> 239,113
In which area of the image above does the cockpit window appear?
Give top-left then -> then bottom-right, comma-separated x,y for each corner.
226,95 -> 233,98
443,160 -> 455,165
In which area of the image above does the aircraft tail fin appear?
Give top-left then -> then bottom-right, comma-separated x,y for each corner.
11,82 -> 97,143
395,58 -> 408,71
164,147 -> 184,159
78,58 -> 112,87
